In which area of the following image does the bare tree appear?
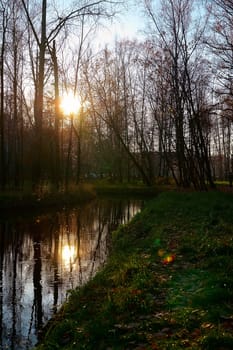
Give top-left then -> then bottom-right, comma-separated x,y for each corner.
82,42 -> 158,185
20,0 -> 121,188
143,0 -> 215,189
0,0 -> 9,189
206,0 -> 233,178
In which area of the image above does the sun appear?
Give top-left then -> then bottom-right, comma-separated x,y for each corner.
60,91 -> 81,115
62,245 -> 76,265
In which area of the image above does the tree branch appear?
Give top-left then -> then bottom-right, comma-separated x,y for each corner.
21,0 -> 40,46
47,0 -> 120,43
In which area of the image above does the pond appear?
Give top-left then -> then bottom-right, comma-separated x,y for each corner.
0,197 -> 143,350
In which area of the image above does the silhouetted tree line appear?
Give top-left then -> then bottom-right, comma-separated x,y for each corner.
0,0 -> 232,191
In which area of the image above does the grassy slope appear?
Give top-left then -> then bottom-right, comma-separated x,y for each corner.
35,191 -> 233,350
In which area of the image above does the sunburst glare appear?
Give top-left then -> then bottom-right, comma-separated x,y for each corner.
60,91 -> 81,115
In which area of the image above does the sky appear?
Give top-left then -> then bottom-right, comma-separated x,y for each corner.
95,5 -> 146,46
55,0 -> 147,47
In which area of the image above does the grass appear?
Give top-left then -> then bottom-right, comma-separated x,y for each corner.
34,190 -> 233,349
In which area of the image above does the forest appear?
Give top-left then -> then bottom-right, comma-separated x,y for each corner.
0,0 -> 232,192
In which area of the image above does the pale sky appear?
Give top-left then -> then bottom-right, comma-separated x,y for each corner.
54,0 -> 146,47
96,5 -> 146,45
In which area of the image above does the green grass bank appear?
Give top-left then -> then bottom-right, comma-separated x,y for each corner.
35,191 -> 233,350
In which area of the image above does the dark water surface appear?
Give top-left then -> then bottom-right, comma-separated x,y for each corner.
0,197 -> 143,350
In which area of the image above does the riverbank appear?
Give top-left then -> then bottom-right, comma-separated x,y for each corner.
0,182 -> 160,211
34,191 -> 233,350
0,184 -> 97,211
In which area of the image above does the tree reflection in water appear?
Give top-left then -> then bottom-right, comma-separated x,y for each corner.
0,198 -> 142,349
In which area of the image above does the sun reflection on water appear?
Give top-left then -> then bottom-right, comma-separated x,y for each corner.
0,199 -> 143,350
61,245 -> 76,266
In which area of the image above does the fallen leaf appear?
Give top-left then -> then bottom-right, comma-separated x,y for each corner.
201,322 -> 215,329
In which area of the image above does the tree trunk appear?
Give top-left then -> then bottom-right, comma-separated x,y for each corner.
33,0 -> 47,187
0,8 -> 7,190
51,40 -> 60,189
